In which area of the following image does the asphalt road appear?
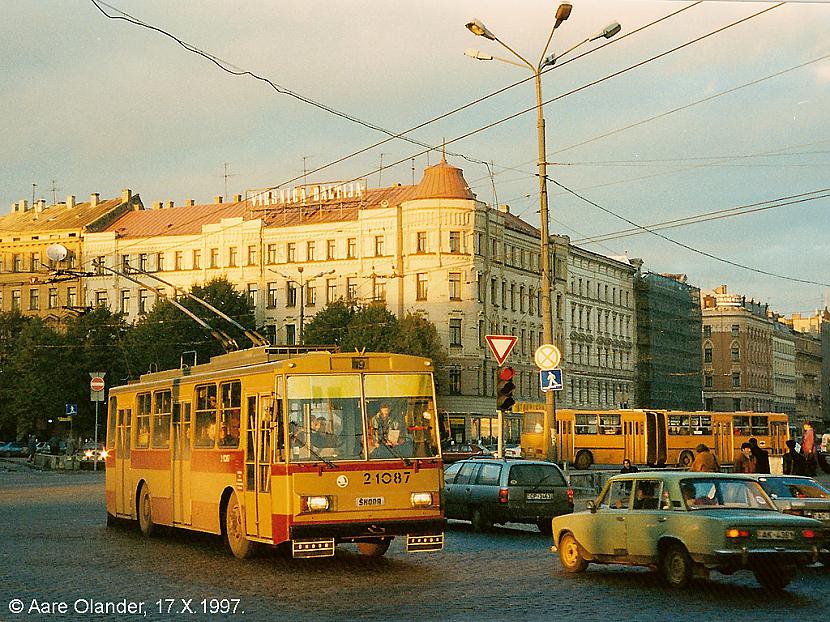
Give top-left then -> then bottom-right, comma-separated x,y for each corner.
1,461 -> 829,622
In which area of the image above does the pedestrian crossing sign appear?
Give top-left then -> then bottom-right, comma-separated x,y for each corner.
540,369 -> 563,392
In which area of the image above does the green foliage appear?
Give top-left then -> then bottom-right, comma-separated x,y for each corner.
302,299 -> 354,346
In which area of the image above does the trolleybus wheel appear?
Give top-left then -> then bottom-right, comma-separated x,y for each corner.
573,450 -> 593,471
138,483 -> 155,537
224,492 -> 255,559
357,539 -> 391,557
678,450 -> 694,468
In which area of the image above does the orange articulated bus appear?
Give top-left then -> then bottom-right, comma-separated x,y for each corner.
519,407 -> 789,470
105,347 -> 445,559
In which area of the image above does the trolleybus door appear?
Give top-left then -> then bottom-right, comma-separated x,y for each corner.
115,407 -> 131,515
770,419 -> 788,455
713,419 -> 733,466
644,411 -> 667,466
244,394 -> 274,540
623,417 -> 641,465
556,417 -> 572,464
171,402 -> 192,525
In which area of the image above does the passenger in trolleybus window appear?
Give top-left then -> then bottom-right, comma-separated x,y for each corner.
368,401 -> 411,458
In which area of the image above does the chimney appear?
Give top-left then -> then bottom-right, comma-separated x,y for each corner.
67,195 -> 76,209
153,201 -> 163,210
214,196 -> 223,204
20,199 -> 29,212
498,204 -> 510,213
12,201 -> 19,213
35,200 -> 45,213
234,194 -> 242,202
186,199 -> 195,207
167,201 -> 175,209
90,193 -> 100,207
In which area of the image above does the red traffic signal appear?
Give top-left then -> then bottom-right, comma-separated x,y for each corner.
496,366 -> 515,411
498,366 -> 515,382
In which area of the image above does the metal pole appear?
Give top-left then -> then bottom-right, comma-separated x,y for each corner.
535,70 -> 556,462
298,268 -> 305,345
497,409 -> 504,459
93,400 -> 99,472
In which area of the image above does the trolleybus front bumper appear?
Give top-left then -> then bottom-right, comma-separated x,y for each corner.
290,517 -> 445,557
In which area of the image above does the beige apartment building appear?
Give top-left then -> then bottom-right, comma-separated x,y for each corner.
80,159 -> 638,442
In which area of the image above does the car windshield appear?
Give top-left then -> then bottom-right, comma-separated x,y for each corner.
757,477 -> 830,500
680,478 -> 774,511
508,464 -> 566,487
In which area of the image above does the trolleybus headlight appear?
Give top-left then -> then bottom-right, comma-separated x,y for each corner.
410,492 -> 433,507
301,496 -> 331,513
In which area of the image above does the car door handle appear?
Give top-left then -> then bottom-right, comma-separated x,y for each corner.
616,516 -> 625,522
657,517 -> 668,522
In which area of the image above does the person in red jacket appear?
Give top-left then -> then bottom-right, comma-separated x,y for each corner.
733,442 -> 756,474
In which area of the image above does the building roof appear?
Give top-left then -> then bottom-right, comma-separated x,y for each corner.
0,193 -> 138,236
104,200 -> 251,238
411,157 -> 475,200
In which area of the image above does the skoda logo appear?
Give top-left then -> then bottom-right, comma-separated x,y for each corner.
336,475 -> 349,488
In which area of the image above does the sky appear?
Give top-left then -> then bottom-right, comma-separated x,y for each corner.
1,0 -> 828,315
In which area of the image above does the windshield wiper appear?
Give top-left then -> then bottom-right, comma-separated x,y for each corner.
289,431 -> 337,469
375,432 -> 412,467
528,473 -> 553,493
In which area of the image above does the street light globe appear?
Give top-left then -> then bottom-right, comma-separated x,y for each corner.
465,19 -> 496,41
591,21 -> 622,41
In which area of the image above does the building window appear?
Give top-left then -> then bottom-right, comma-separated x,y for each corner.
374,235 -> 384,257
192,249 -> 201,270
449,231 -> 461,253
448,367 -> 462,394
347,277 -> 357,302
449,272 -> 461,301
138,289 -> 149,314
30,252 -> 40,272
267,244 -> 277,264
703,325 -> 711,338
477,274 -> 484,303
305,284 -> 316,307
153,252 -> 163,272
416,231 -> 427,253
326,278 -> 337,304
347,238 -> 357,259
228,247 -> 238,267
307,241 -> 315,262
11,290 -> 21,310
67,287 -> 76,307
48,288 -> 58,309
247,245 -> 257,266
29,289 -> 39,310
13,254 -> 23,272
174,251 -> 183,271
731,324 -> 739,337
326,239 -> 335,260
119,290 -> 130,314
286,324 -> 296,345
267,282 -> 278,308
94,256 -> 106,275
95,290 -> 107,308
209,248 -> 219,268
703,346 -> 712,363
139,253 -> 148,271
247,284 -> 257,307
510,284 -> 516,311
731,345 -> 740,362
704,374 -> 712,388
519,286 -> 525,313
732,372 -> 741,388
416,273 -> 428,300
733,398 -> 742,411
449,319 -> 462,347
373,277 -> 386,302
491,278 -> 498,307
286,242 -> 296,263
286,282 -> 297,307
121,254 -> 130,270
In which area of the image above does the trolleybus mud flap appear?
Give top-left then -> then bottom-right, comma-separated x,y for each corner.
292,539 -> 335,558
406,534 -> 444,553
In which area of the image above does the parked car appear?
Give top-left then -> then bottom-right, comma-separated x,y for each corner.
482,443 -> 523,459
79,442 -> 107,467
552,472 -> 822,590
0,441 -> 28,458
442,442 -> 492,464
444,459 -> 573,533
751,474 -> 830,565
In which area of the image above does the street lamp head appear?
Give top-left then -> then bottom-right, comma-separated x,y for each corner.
591,21 -> 621,41
541,53 -> 557,69
464,48 -> 493,61
554,3 -> 573,29
465,18 -> 496,41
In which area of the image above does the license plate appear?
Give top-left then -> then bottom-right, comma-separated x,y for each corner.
526,492 -> 554,501
356,496 -> 385,508
756,529 -> 795,540
811,512 -> 830,520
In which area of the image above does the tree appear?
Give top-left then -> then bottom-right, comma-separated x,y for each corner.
303,299 -> 354,347
340,303 -> 400,353
0,312 -> 33,438
396,312 -> 448,389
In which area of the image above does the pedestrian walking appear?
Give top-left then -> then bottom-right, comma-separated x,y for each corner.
783,439 -> 807,476
690,444 -> 720,472
620,459 -> 638,474
27,435 -> 37,462
748,437 -> 770,474
802,421 -> 818,476
733,442 -> 756,474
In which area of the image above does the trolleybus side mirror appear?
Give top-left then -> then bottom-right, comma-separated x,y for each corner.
586,500 -> 597,514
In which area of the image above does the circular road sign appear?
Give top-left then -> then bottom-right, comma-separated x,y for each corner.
534,344 -> 561,370
90,376 -> 106,392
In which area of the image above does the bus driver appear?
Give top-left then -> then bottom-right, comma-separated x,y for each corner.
369,402 -> 408,455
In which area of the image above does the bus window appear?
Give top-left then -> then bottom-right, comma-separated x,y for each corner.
575,414 -> 597,435
107,397 -> 117,448
218,381 -> 241,448
152,390 -> 172,448
668,415 -> 690,435
195,385 -> 218,448
287,375 -> 363,461
691,416 -> 711,435
364,373 -> 439,459
523,411 -> 544,435
733,415 -> 751,436
599,414 -> 621,435
750,415 -> 769,437
136,393 -> 151,448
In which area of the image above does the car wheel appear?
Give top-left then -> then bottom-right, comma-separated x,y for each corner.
753,565 -> 795,590
678,450 -> 694,468
536,516 -> 553,535
661,542 -> 693,588
137,484 -> 155,537
357,539 -> 391,557
574,450 -> 593,471
224,492 -> 255,559
471,508 -> 492,532
558,533 -> 588,573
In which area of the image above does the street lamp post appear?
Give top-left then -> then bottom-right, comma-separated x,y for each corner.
465,5 -> 620,461
270,267 -> 335,345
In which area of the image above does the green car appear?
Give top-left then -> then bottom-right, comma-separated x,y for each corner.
551,472 -> 822,590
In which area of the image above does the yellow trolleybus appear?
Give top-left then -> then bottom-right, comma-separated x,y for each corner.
105,347 -> 445,558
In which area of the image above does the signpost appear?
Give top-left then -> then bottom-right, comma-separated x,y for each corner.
485,335 -> 519,459
540,369 -> 563,392
534,344 -> 562,461
485,335 -> 518,366
89,372 -> 106,472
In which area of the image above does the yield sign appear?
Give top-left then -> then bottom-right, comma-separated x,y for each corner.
485,334 -> 518,366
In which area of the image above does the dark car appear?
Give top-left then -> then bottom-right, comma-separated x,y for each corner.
751,474 -> 830,565
444,459 -> 573,533
441,443 -> 491,464
0,441 -> 28,458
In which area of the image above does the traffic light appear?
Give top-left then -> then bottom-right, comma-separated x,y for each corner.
496,366 -> 515,411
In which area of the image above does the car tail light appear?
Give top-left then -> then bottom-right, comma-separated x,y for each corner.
498,488 -> 509,504
567,488 -> 575,505
725,528 -> 750,539
802,529 -> 817,539
785,509 -> 804,516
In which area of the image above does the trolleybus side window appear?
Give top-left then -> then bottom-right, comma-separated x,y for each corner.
599,414 -> 621,435
218,381 -> 241,448
733,415 -> 751,436
195,384 -> 218,448
668,415 -> 690,435
260,395 -> 274,492
574,414 -> 597,435
107,397 -> 116,448
750,415 -> 769,437
152,390 -> 172,448
136,393 -> 151,448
